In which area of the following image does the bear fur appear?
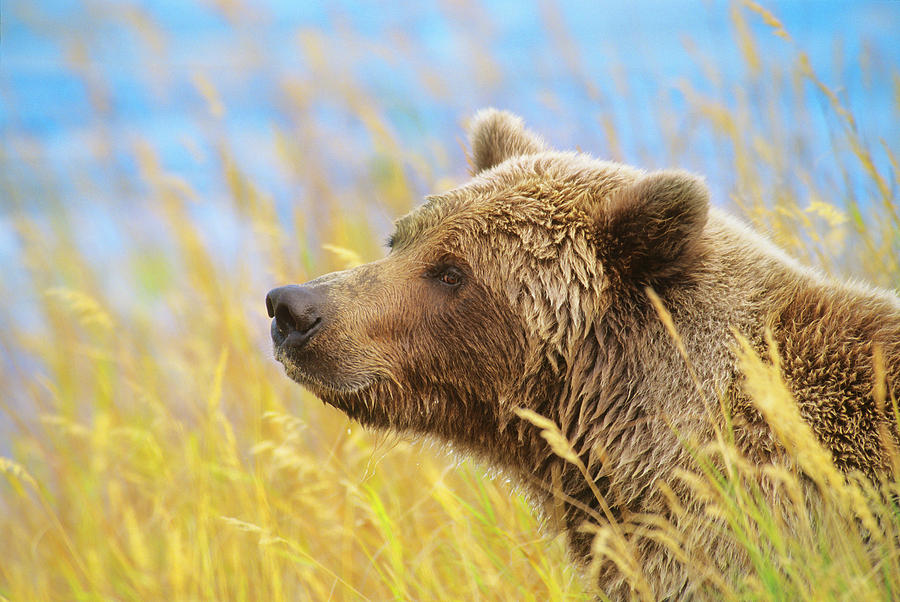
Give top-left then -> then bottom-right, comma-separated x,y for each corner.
269,109 -> 900,598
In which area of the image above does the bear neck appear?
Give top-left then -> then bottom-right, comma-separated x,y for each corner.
494,281 -> 739,561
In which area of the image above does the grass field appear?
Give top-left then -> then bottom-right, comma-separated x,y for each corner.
2,2 -> 899,600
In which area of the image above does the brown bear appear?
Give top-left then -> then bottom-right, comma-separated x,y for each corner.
266,109 -> 900,598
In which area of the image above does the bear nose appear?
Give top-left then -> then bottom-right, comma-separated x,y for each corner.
266,285 -> 324,344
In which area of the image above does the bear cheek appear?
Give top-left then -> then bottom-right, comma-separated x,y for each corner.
401,284 -> 525,399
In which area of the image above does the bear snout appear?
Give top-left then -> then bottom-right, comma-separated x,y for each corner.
266,284 -> 325,349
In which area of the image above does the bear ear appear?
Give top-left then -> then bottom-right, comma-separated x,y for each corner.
597,169 -> 709,282
467,109 -> 546,175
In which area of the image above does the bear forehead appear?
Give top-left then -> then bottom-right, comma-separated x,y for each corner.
390,151 -> 642,252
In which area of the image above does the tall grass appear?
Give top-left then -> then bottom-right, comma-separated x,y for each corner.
2,2 -> 898,600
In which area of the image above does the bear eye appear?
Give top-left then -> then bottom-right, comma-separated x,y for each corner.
435,266 -> 464,287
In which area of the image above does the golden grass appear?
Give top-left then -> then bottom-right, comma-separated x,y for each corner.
2,2 -> 899,600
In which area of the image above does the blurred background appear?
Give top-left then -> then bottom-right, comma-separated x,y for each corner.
4,1 -> 898,311
1,1 -> 899,599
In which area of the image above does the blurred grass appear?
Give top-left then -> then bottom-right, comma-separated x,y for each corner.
1,1 -> 899,600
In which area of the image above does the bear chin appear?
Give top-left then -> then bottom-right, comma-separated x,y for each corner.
277,354 -> 376,398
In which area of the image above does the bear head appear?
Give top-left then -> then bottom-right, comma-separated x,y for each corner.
266,109 -> 710,456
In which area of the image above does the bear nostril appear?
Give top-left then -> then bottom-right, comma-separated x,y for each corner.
265,294 -> 275,319
274,304 -> 297,334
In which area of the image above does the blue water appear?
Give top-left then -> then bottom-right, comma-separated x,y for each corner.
0,1 -> 898,314
3,1 -> 898,200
